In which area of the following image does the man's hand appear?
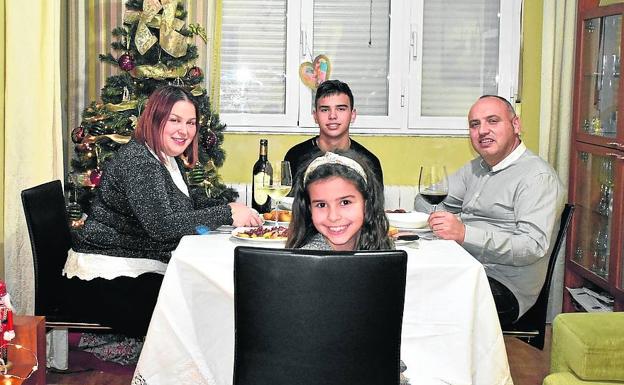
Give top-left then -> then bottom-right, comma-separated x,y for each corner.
428,211 -> 465,243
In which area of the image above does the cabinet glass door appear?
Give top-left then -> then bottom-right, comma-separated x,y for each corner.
572,150 -> 615,281
579,15 -> 621,138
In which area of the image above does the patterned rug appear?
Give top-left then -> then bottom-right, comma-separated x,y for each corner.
62,332 -> 142,375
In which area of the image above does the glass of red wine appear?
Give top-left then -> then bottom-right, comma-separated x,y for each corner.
418,165 -> 449,212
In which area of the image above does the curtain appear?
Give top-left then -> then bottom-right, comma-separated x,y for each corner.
209,0 -> 221,112
3,1 -> 64,313
0,2 -> 6,280
65,0 -> 125,170
539,0 -> 576,322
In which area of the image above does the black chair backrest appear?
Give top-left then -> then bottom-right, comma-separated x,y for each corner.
21,180 -> 72,318
234,246 -> 408,385
508,203 -> 575,349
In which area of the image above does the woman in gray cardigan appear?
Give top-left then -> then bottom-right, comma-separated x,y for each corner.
65,86 -> 261,336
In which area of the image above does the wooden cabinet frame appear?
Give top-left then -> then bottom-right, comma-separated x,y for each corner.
565,0 -> 624,312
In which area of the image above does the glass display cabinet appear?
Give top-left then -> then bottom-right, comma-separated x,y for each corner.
565,1 -> 624,312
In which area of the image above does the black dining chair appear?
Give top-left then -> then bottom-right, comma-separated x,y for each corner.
502,203 -> 575,350
21,180 -> 112,331
233,246 -> 408,385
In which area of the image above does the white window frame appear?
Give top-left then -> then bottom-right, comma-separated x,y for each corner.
407,0 -> 522,134
219,0 -> 521,136
220,0 -> 302,132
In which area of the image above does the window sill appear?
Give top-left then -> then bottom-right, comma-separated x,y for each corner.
223,126 -> 469,137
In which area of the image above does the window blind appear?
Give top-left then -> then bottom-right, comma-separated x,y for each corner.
220,0 -> 288,114
313,0 -> 391,116
421,0 -> 500,117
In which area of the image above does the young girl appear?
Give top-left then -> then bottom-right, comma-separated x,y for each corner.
286,150 -> 393,250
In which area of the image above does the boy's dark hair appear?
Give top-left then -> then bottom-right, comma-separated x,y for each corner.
314,80 -> 355,110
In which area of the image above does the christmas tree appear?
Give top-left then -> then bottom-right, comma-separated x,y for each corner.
68,0 -> 237,225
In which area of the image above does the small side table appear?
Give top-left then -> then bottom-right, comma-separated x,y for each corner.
10,315 -> 46,385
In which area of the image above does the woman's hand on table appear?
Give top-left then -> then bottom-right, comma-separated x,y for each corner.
229,202 -> 263,227
428,211 -> 465,243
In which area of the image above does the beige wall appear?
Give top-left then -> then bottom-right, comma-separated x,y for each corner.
219,0 -> 545,186
519,0 -> 544,153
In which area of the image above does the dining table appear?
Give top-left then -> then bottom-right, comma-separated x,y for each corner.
132,230 -> 514,385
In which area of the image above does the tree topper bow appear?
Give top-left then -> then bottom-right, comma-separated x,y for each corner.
124,0 -> 187,58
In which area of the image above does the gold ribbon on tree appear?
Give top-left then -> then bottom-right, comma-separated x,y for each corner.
83,134 -> 132,145
133,62 -> 189,79
188,23 -> 208,44
124,0 -> 188,58
105,100 -> 138,112
190,85 -> 205,96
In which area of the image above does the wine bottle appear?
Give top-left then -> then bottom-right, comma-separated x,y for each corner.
252,139 -> 273,213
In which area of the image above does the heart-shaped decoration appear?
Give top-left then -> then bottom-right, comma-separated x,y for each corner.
299,54 -> 331,90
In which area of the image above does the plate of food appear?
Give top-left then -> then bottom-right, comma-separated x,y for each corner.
262,210 -> 292,226
231,225 -> 289,243
386,210 -> 429,230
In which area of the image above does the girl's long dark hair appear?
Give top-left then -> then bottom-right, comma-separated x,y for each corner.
286,149 -> 393,250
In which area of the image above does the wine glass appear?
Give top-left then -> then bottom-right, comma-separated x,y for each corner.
264,161 -> 292,226
418,165 -> 449,212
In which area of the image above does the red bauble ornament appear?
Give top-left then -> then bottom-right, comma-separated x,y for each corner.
188,66 -> 203,79
75,143 -> 92,153
203,130 -> 217,150
89,169 -> 102,187
71,126 -> 85,143
118,54 -> 135,71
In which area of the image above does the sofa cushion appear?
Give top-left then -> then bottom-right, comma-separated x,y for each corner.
544,372 -> 621,385
555,312 -> 624,381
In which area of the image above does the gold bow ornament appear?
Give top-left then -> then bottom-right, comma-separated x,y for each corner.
124,0 -> 187,58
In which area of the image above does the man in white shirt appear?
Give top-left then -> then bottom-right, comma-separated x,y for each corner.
419,95 -> 565,325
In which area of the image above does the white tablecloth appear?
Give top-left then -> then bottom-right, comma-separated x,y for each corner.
133,234 -> 513,385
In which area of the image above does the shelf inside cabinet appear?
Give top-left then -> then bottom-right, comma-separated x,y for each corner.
565,282 -> 615,312
568,261 -> 610,289
583,72 -> 620,77
569,202 -> 612,280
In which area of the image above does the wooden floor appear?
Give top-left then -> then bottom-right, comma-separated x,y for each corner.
504,327 -> 551,385
47,329 -> 551,385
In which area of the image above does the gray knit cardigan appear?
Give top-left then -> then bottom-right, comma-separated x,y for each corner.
73,139 -> 233,262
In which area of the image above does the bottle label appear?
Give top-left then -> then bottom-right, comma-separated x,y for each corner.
253,172 -> 269,205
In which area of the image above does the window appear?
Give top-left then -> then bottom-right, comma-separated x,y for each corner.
218,0 -> 521,135
219,0 -> 300,127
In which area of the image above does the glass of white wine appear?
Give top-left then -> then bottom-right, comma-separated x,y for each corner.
262,161 -> 292,226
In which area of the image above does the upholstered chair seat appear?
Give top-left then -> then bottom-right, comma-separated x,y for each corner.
543,312 -> 624,385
